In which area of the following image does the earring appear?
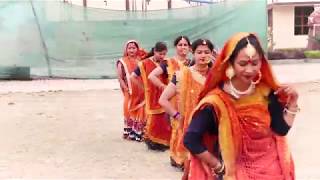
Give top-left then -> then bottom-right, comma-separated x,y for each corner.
225,65 -> 235,80
252,71 -> 262,85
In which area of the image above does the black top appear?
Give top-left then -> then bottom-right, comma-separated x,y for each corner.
160,62 -> 169,76
183,91 -> 291,155
160,59 -> 192,79
134,62 -> 168,77
133,67 -> 141,76
171,74 -> 177,85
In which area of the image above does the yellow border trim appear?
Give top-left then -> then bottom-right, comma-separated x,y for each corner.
139,60 -> 164,115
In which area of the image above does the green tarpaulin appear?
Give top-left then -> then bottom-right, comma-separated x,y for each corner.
0,0 -> 267,79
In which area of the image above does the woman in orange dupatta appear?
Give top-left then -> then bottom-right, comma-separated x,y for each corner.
148,36 -> 192,86
183,33 -> 298,180
148,36 -> 191,161
131,42 -> 171,151
116,40 -> 147,141
158,39 -> 215,169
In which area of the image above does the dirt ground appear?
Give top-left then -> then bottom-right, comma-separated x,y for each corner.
0,81 -> 319,179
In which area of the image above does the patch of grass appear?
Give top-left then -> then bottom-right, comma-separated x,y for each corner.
304,51 -> 320,59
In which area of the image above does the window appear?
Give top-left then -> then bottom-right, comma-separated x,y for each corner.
294,6 -> 314,35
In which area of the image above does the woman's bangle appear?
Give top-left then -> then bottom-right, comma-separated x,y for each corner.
172,112 -> 180,119
212,162 -> 225,176
283,106 -> 300,115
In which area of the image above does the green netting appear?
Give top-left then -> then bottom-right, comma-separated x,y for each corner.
0,0 -> 267,79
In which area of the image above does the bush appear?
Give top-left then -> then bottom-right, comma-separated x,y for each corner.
268,48 -> 306,60
315,35 -> 320,43
268,51 -> 286,60
304,51 -> 320,58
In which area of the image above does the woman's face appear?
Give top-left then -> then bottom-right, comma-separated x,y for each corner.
126,42 -> 138,57
154,50 -> 167,62
175,38 -> 190,57
193,45 -> 212,65
232,46 -> 262,84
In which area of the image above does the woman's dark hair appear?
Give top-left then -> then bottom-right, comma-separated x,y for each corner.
228,34 -> 265,64
154,41 -> 168,52
126,41 -> 139,49
174,36 -> 191,47
145,41 -> 168,58
191,39 -> 214,52
190,39 -> 214,67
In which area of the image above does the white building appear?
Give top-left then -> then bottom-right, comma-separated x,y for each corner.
62,0 -> 209,10
268,0 -> 320,49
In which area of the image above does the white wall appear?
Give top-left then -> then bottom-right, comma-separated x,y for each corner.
272,5 -> 308,49
64,0 -> 198,10
269,0 -> 316,3
47,1 -> 206,21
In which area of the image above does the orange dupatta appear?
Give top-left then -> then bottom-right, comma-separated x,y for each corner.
169,65 -> 207,166
187,32 -> 294,180
117,40 -> 147,128
139,57 -> 171,145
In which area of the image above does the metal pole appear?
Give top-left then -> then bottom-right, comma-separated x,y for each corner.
126,0 -> 130,11
30,0 -> 52,77
132,0 -> 134,11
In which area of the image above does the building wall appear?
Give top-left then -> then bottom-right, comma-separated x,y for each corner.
272,5 -> 308,49
64,0 -> 198,10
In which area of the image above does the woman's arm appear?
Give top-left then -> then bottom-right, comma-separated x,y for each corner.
270,85 -> 299,135
195,151 -> 223,172
148,66 -> 166,90
159,82 -> 178,117
183,106 -> 223,173
274,85 -> 299,127
116,62 -> 128,92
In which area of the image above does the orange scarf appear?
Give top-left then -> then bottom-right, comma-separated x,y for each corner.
139,58 -> 168,114
188,32 -> 294,180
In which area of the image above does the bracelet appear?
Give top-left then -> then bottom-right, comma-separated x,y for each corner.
172,112 -> 180,119
284,107 -> 300,115
212,162 -> 225,176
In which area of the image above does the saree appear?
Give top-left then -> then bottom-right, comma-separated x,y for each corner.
186,32 -> 294,180
139,58 -> 171,146
117,40 -> 147,140
170,66 -> 206,167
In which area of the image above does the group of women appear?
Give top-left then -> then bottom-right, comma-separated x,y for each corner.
116,32 -> 299,180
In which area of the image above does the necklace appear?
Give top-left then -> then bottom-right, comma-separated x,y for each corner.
193,65 -> 208,76
228,80 -> 254,98
151,56 -> 160,64
190,67 -> 206,85
175,56 -> 189,66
